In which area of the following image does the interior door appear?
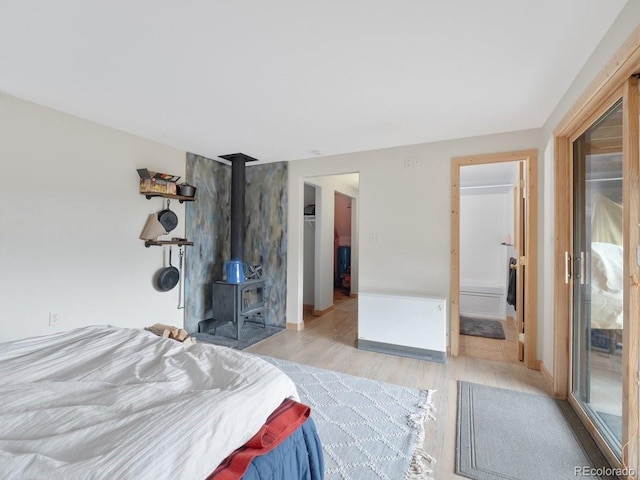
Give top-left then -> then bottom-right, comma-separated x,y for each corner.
571,98 -> 624,456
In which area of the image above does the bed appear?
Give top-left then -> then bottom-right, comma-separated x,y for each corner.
0,325 -> 324,479
590,241 -> 622,330
589,193 -> 623,352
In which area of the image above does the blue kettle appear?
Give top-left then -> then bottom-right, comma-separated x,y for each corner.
226,259 -> 245,284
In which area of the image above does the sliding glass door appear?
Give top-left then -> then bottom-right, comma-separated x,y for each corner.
572,99 -> 624,456
554,59 -> 640,472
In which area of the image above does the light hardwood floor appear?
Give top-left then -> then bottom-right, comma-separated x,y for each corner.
246,294 -> 551,479
459,316 -> 520,363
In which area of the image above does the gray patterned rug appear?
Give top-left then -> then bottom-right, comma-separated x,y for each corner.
261,356 -> 436,480
459,316 -> 505,339
457,381 -> 616,480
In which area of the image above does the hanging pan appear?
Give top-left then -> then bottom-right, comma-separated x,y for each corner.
157,199 -> 178,232
156,246 -> 180,292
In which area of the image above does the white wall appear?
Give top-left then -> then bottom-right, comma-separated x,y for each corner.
0,94 -> 187,341
460,192 -> 510,287
287,129 -> 542,338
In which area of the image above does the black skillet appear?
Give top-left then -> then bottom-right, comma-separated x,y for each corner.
156,246 -> 180,292
157,199 -> 178,233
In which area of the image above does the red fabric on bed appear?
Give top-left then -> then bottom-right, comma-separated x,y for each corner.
206,399 -> 311,480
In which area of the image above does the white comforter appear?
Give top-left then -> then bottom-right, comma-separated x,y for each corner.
0,325 -> 298,480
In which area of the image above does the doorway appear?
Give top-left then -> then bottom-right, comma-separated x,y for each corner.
450,150 -> 538,370
457,161 -> 521,363
334,192 -> 353,301
302,174 -> 359,319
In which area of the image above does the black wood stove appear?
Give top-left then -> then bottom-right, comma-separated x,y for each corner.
198,153 -> 266,339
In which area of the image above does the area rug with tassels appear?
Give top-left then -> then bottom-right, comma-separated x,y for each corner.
260,356 -> 437,480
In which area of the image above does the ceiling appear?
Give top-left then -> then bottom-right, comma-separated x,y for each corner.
0,1 -> 628,164
338,174 -> 360,189
460,162 -> 519,194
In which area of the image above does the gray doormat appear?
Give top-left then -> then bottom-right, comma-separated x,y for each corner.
192,323 -> 284,350
456,381 -> 616,480
597,411 -> 622,445
460,316 -> 505,339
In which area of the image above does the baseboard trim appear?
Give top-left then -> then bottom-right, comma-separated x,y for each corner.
358,339 -> 446,363
303,304 -> 313,313
349,293 -> 358,299
312,305 -> 334,317
538,360 -> 555,396
286,322 -> 304,331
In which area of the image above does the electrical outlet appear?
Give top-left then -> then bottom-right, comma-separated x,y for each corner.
49,312 -> 61,327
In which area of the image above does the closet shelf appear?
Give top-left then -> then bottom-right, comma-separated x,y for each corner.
304,215 -> 315,229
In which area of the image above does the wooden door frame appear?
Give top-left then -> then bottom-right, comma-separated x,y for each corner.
552,24 -> 640,474
553,26 -> 640,395
515,162 -> 526,362
450,149 -> 538,369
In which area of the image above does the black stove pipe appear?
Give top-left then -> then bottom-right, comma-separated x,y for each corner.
218,153 -> 259,263
230,156 -> 245,261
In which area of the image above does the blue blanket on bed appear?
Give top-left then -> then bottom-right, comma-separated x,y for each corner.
241,417 -> 324,480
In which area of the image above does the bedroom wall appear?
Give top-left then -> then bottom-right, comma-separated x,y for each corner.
286,128 -> 543,343
0,94 -> 187,342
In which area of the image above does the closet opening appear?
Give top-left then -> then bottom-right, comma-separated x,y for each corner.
302,173 -> 359,320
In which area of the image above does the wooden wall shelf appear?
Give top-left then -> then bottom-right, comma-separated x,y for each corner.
141,192 -> 195,203
144,240 -> 194,248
